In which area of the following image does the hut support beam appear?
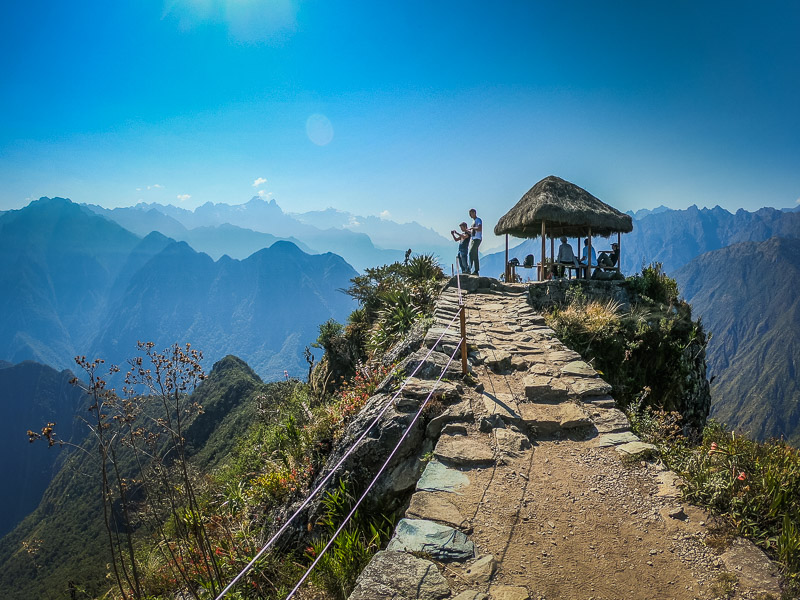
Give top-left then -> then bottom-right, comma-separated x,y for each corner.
504,234 -> 509,282
540,221 -> 546,281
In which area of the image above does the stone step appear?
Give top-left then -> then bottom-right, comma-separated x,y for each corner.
523,374 -> 571,403
519,402 -> 592,436
386,518 -> 476,561
434,433 -> 495,467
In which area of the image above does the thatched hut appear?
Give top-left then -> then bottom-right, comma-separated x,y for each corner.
495,176 -> 633,281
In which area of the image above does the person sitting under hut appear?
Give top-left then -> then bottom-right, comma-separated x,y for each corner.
555,236 -> 578,278
598,242 -> 620,268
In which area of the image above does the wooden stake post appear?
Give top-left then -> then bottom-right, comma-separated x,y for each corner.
459,304 -> 468,375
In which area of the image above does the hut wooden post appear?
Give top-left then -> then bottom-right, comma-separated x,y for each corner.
617,231 -> 621,273
504,234 -> 509,282
540,221 -> 546,281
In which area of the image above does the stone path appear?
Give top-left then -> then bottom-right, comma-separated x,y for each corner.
349,280 -> 782,600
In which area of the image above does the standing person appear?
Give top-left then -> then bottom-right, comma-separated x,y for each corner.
579,237 -> 596,278
451,222 -> 471,274
468,208 -> 482,275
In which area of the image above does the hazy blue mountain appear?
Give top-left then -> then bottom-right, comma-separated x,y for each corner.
0,198 -> 359,381
0,198 -> 142,369
130,198 -> 409,270
292,207 -> 453,257
675,237 -> 800,445
0,361 -> 85,538
179,223 -> 312,259
83,203 -> 190,239
626,205 -> 671,219
620,205 -> 800,275
481,205 -> 800,280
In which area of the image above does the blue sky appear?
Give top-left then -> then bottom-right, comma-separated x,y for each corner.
1,0 -> 798,245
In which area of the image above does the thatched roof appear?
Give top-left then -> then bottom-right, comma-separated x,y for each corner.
494,175 -> 633,238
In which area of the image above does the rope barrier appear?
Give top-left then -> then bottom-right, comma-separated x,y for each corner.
213,307 -> 464,600
283,339 -> 464,600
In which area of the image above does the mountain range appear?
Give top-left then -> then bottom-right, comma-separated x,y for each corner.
0,197 -> 358,381
675,237 -> 800,445
85,198 -> 455,271
481,205 -> 800,280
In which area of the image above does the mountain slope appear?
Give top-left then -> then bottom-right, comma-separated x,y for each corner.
0,355 -> 268,600
0,361 -> 85,538
0,198 -> 142,368
674,237 -> 800,445
91,240 -> 358,380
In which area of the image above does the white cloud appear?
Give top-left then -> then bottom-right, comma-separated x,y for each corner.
176,194 -> 191,202
253,177 -> 268,187
796,197 -> 800,205
257,190 -> 273,199
136,187 -> 142,191
379,210 -> 392,220
147,184 -> 163,190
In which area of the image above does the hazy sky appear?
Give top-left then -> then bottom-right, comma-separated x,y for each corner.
2,0 -> 798,243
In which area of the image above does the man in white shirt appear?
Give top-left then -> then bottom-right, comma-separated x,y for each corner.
579,237 -> 596,278
468,208 -> 482,275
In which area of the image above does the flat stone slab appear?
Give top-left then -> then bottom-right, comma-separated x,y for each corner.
452,592 -> 488,600
387,518 -> 476,561
406,492 -> 468,530
570,378 -> 613,398
594,432 -> 640,448
584,395 -> 616,409
463,554 -> 497,584
655,471 -> 683,498
519,403 -> 591,435
544,349 -> 582,364
401,378 -> 460,402
482,393 -> 521,420
510,355 -> 530,370
417,460 -> 470,493
435,435 -> 495,467
560,360 -> 596,377
494,428 -> 532,455
615,441 -> 658,459
528,363 -> 556,376
523,375 -> 571,402
590,407 -> 630,433
348,551 -> 451,600
721,538 -> 782,596
489,586 -> 530,600
485,350 -> 512,372
426,399 -> 475,437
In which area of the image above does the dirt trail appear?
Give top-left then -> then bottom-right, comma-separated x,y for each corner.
349,283 -> 782,600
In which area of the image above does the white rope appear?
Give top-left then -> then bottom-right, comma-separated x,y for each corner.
213,307 -> 464,600
284,339 -> 464,600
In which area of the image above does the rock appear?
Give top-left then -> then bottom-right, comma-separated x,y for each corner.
452,592 -> 488,600
402,378 -> 461,402
559,403 -> 592,429
560,360 -> 596,377
426,399 -> 475,438
570,378 -> 613,398
528,363 -> 555,376
435,435 -> 495,467
523,374 -> 570,402
463,554 -> 497,584
666,505 -> 688,520
510,355 -> 530,370
590,408 -> 630,433
348,551 -> 451,600
494,428 -> 532,455
417,460 -> 471,493
489,585 -> 530,600
406,492 -> 468,530
482,393 -> 521,421
400,349 -> 464,381
655,471 -> 683,498
720,538 -> 782,596
486,350 -> 513,372
593,432 -> 640,448
584,394 -> 616,408
441,423 -> 468,436
615,441 -> 658,459
387,518 -> 476,561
